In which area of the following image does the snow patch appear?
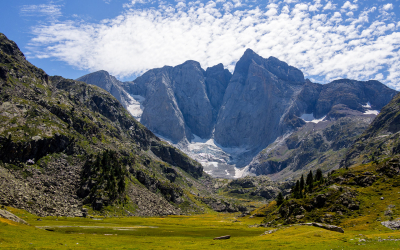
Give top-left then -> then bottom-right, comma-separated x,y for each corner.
362,102 -> 372,109
225,170 -> 230,176
234,166 -> 248,178
126,93 -> 145,121
362,101 -> 379,115
300,113 -> 326,123
364,110 -> 379,115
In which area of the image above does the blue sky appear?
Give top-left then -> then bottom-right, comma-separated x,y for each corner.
1,0 -> 400,89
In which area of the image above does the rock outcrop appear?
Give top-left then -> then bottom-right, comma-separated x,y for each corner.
0,209 -> 29,225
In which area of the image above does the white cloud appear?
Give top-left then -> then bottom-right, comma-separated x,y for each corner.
27,0 -> 400,90
309,0 -> 322,12
20,4 -> 62,20
382,3 -> 393,11
123,0 -> 149,8
341,1 -> 357,11
323,1 -> 335,11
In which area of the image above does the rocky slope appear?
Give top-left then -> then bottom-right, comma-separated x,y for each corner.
245,107 -> 376,181
251,91 -> 400,229
0,33 -> 245,217
341,92 -> 400,168
76,70 -> 133,110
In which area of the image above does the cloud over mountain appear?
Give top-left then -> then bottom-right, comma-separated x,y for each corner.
27,0 -> 400,89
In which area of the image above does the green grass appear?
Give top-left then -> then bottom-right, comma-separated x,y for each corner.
1,207 -> 400,249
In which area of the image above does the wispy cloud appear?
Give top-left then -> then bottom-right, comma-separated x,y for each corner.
27,0 -> 400,90
20,4 -> 62,20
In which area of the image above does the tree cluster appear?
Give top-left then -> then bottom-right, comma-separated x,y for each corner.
291,168 -> 325,199
80,150 -> 127,209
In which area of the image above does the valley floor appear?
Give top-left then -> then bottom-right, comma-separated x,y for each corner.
1,207 -> 400,249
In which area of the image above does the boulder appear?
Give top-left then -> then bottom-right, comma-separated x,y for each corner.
311,222 -> 344,233
381,220 -> 400,230
213,235 -> 230,240
0,209 -> 29,225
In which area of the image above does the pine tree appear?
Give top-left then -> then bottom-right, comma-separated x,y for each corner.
316,168 -> 323,182
300,174 -> 305,192
307,170 -> 313,193
276,192 -> 284,206
295,180 -> 300,198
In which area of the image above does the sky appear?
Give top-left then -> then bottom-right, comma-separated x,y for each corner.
1,0 -> 400,89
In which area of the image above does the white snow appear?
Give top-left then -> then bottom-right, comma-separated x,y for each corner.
362,102 -> 372,109
364,110 -> 379,115
234,166 -> 248,178
300,113 -> 326,123
362,101 -> 379,115
126,94 -> 145,121
225,170 -> 230,176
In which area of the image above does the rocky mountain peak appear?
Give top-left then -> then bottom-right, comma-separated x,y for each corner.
0,34 -> 25,59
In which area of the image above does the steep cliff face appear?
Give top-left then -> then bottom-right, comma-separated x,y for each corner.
245,78 -> 397,180
285,79 -> 397,121
214,49 -> 305,150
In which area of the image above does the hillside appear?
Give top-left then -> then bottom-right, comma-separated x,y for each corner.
342,92 -> 400,168
251,93 -> 400,231
0,33 -> 247,217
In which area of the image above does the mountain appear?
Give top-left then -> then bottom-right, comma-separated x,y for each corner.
0,33 -> 249,217
244,79 -> 397,181
77,50 -> 397,180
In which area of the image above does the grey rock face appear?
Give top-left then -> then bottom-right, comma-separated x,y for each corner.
128,61 -> 231,142
286,79 -> 397,120
0,209 -> 29,225
76,70 -> 133,109
131,68 -> 188,142
214,49 -> 305,150
170,61 -> 214,139
205,63 -> 232,119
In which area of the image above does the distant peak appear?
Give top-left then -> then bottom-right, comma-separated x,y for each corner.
244,48 -> 255,54
181,60 -> 201,67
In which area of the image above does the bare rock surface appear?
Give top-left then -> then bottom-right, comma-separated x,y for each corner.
0,209 -> 29,225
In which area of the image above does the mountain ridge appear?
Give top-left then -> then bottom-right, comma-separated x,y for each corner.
77,49 -> 397,179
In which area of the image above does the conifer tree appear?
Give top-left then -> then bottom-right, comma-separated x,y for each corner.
306,170 -> 313,193
276,192 -> 284,206
300,174 -> 305,192
316,168 -> 323,182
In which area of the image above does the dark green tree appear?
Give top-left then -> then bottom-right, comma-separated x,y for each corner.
315,168 -> 323,182
300,174 -> 305,192
306,170 -> 314,193
276,192 -> 284,206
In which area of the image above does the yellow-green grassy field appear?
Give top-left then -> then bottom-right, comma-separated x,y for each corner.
1,207 -> 400,249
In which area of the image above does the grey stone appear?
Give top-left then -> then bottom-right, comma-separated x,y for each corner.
311,222 -> 344,233
0,209 -> 29,225
381,220 -> 400,230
